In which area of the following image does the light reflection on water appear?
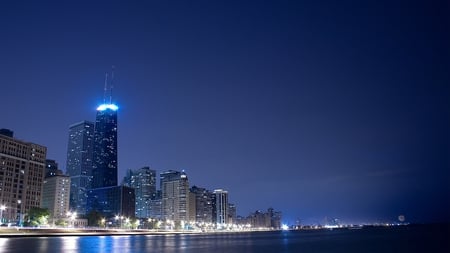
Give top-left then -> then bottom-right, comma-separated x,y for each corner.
0,233 -> 258,253
0,225 -> 447,253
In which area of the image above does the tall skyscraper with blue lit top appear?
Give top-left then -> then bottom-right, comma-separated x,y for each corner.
91,103 -> 118,188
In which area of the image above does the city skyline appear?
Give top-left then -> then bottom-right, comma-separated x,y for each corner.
0,1 -> 449,225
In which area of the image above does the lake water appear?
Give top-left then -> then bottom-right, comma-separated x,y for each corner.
0,224 -> 449,253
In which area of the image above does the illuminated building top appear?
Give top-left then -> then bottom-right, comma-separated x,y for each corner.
97,104 -> 119,111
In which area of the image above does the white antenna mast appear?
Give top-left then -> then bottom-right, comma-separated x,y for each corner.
110,65 -> 115,104
103,73 -> 108,104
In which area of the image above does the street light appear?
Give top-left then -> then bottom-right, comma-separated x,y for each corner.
101,218 -> 106,228
115,215 -> 124,229
66,211 -> 76,227
17,200 -> 22,227
0,205 -> 6,224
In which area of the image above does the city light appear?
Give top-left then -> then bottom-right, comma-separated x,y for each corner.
0,205 -> 6,224
97,104 -> 119,111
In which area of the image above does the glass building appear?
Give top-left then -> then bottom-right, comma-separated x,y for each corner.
87,185 -> 135,218
122,167 -> 157,218
92,104 -> 118,189
66,121 -> 94,215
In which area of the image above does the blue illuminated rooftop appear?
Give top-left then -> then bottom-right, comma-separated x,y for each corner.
97,104 -> 119,111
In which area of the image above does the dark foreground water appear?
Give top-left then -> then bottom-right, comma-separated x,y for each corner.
0,224 -> 449,253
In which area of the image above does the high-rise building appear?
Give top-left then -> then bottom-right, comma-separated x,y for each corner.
214,189 -> 229,227
87,185 -> 135,218
188,191 -> 196,222
86,96 -> 135,218
66,121 -> 94,215
228,203 -> 236,224
91,104 -> 118,189
122,167 -> 157,218
148,190 -> 162,219
41,170 -> 71,220
190,186 -> 214,223
0,129 -> 46,225
160,170 -> 189,223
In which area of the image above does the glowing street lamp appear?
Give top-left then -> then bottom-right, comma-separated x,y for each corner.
115,215 -> 124,228
66,211 -> 76,227
135,220 -> 140,229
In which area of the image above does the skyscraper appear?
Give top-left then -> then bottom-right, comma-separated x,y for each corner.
85,83 -> 136,218
91,104 -> 118,188
213,189 -> 229,227
122,167 -> 157,218
160,170 -> 190,223
190,186 -> 214,223
66,121 -> 94,215
0,129 -> 46,225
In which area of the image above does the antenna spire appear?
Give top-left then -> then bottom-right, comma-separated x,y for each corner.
110,65 -> 115,104
103,73 -> 108,104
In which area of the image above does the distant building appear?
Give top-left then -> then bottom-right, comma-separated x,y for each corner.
239,208 -> 282,229
160,170 -> 189,222
122,167 -> 157,218
188,191 -> 196,222
86,185 -> 135,218
149,190 -> 162,219
190,186 -> 214,223
268,207 -> 282,229
228,203 -> 236,224
66,121 -> 94,215
0,129 -> 13,138
41,170 -> 70,219
45,159 -> 59,178
0,129 -> 46,224
213,189 -> 229,227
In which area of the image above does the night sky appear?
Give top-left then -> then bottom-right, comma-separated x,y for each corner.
1,0 -> 449,225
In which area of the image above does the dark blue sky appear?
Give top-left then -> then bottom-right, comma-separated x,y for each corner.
1,0 -> 449,224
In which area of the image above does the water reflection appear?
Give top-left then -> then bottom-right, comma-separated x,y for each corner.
0,231 -> 285,253
0,238 -> 9,253
0,226 -> 447,253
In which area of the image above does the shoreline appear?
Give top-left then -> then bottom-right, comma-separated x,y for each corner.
0,227 -> 269,238
1,223 -> 448,238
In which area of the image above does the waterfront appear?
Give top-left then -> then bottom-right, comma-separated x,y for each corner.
0,224 -> 449,253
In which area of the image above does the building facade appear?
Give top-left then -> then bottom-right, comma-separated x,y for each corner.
122,167 -> 157,218
237,208 -> 282,229
214,189 -> 229,227
66,121 -> 94,215
228,203 -> 236,224
160,170 -> 189,223
190,186 -> 214,223
41,171 -> 70,219
91,104 -> 118,189
0,129 -> 46,225
149,190 -> 162,219
86,185 -> 135,218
